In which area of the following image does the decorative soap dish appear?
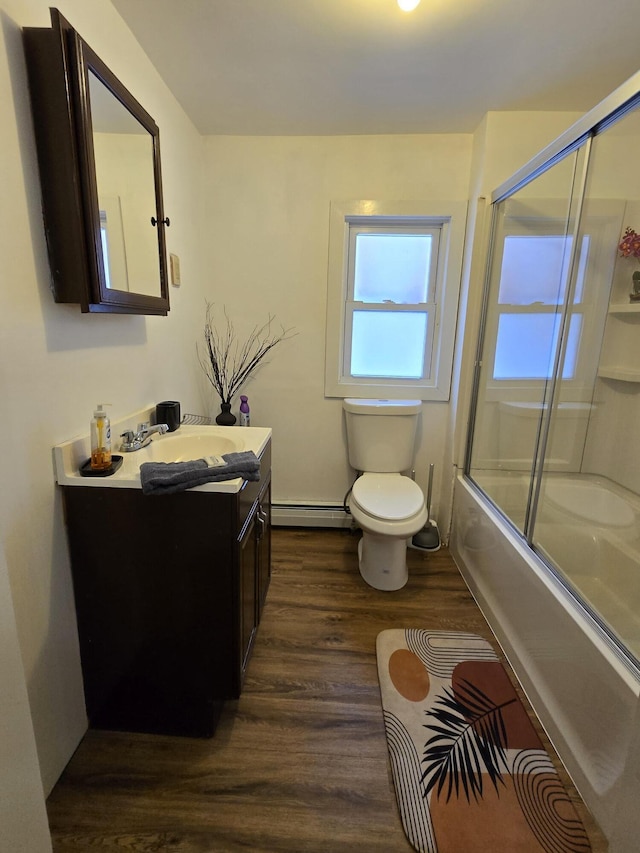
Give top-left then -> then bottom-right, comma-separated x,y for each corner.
79,455 -> 124,477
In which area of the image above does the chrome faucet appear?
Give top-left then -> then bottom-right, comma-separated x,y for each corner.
120,422 -> 169,452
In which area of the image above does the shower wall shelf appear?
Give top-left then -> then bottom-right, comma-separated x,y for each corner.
607,304 -> 640,314
597,366 -> 640,382
600,302 -> 640,381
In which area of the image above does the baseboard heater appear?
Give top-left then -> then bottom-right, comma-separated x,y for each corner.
271,502 -> 352,528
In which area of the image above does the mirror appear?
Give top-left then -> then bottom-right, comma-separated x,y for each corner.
89,70 -> 160,295
23,9 -> 170,315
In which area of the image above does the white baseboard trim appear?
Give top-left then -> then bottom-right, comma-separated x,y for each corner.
272,502 -> 353,528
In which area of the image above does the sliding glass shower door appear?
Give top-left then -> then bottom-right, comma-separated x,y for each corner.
465,98 -> 640,665
466,146 -> 587,534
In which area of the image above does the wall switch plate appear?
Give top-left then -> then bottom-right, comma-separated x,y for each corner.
170,253 -> 181,286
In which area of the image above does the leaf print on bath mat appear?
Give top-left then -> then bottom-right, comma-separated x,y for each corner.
420,677 -> 516,803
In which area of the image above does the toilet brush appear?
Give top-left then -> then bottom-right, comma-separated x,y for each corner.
411,463 -> 441,551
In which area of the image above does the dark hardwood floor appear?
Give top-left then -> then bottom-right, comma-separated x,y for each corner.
46,528 -> 607,852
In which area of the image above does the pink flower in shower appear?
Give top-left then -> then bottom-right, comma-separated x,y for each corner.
618,227 -> 640,258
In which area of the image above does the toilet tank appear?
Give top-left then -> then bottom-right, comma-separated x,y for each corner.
343,398 -> 421,472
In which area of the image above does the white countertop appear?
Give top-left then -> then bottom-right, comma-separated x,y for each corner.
53,407 -> 271,493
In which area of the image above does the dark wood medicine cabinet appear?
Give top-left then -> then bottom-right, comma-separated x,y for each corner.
23,8 -> 170,315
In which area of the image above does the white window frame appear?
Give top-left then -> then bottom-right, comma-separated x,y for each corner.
325,200 -> 467,401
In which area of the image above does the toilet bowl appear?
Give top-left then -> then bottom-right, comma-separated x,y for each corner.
349,473 -> 428,590
343,398 -> 426,591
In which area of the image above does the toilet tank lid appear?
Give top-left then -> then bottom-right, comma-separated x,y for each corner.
343,398 -> 422,415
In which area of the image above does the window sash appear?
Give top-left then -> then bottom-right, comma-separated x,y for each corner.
342,221 -> 441,383
343,302 -> 436,381
346,223 -> 441,305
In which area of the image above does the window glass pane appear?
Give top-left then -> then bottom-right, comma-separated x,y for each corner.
354,234 -> 431,303
493,312 -> 582,380
350,311 -> 427,379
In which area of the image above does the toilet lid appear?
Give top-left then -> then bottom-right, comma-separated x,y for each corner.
351,474 -> 424,521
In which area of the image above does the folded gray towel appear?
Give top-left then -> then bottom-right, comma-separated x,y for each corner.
140,450 -> 260,495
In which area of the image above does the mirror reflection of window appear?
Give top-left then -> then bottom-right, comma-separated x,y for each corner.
99,198 -> 129,291
493,233 -> 590,380
99,210 -> 111,289
88,71 -> 160,296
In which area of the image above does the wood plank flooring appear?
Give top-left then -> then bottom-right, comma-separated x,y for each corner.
46,528 -> 608,852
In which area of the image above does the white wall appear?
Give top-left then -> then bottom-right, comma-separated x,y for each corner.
0,547 -> 51,852
0,0 -> 208,828
202,133 -> 473,520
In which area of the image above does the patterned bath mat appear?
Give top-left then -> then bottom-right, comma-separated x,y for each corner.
376,629 -> 591,853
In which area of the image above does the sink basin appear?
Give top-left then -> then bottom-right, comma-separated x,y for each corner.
141,431 -> 244,463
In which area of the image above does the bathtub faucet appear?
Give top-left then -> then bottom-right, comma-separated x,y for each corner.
120,422 -> 169,452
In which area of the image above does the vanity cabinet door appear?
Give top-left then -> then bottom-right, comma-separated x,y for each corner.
236,477 -> 271,692
257,482 -> 271,618
238,511 -> 258,683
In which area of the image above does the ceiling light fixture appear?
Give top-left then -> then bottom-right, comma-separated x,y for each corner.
397,0 -> 421,11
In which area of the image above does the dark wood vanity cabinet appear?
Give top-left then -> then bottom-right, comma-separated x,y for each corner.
61,442 -> 271,738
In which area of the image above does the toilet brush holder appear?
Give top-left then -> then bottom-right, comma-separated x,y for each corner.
410,519 -> 441,552
409,462 -> 441,551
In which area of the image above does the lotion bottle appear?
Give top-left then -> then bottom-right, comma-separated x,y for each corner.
239,396 -> 250,427
90,404 -> 112,470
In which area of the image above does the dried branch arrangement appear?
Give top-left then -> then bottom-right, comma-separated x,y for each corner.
198,303 -> 295,404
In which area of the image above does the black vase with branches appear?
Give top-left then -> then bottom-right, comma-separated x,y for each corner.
198,303 -> 294,425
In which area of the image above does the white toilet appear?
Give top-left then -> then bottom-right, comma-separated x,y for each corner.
343,398 -> 428,591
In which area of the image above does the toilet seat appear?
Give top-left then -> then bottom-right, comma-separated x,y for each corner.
351,473 -> 424,521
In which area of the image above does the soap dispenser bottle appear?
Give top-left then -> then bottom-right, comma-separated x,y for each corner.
239,396 -> 250,427
90,404 -> 112,471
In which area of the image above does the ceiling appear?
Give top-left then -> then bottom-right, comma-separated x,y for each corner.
111,0 -> 640,136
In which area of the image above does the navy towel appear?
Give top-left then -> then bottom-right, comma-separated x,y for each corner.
140,450 -> 260,495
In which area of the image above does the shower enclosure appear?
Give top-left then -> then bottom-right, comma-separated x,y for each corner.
452,72 -> 640,848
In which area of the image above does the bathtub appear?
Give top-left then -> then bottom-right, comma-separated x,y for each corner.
543,475 -> 638,531
451,472 -> 640,850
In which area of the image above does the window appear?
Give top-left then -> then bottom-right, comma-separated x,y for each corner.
325,200 -> 467,401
